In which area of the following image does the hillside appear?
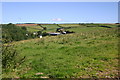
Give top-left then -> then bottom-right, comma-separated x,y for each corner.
2,24 -> 119,78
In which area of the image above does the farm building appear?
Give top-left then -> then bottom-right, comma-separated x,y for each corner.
48,32 -> 61,36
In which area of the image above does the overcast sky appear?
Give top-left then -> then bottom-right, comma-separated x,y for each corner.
1,2 -> 118,23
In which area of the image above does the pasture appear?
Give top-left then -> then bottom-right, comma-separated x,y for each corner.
2,24 -> 119,78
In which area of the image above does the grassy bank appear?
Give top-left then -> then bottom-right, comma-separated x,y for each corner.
2,24 -> 119,78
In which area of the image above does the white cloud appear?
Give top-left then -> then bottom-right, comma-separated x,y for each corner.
52,18 -> 63,21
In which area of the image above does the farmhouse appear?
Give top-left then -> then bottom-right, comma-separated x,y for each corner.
39,35 -> 42,38
33,32 -> 37,35
48,32 -> 61,36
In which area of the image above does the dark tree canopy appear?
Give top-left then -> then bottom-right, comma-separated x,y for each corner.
2,23 -> 28,43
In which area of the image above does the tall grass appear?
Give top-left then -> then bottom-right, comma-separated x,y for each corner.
2,44 -> 26,78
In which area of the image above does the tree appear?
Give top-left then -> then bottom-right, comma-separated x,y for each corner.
21,26 -> 27,31
2,23 -> 28,43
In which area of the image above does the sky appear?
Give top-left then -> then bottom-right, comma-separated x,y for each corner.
2,2 -> 118,24
1,0 -> 120,2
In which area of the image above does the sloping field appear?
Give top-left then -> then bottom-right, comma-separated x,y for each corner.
3,24 -> 119,78
16,24 -> 38,26
16,23 -> 119,33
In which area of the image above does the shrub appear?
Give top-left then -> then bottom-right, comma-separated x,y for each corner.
42,32 -> 49,36
2,23 -> 28,43
21,26 -> 27,31
2,44 -> 26,72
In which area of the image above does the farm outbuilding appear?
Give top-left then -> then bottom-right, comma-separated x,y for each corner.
39,35 -> 42,38
48,33 -> 61,36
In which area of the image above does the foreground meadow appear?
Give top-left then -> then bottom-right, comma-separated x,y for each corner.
2,24 -> 119,78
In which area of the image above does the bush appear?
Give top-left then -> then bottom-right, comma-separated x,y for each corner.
2,23 -> 28,43
21,26 -> 27,31
2,44 -> 26,72
42,32 -> 49,36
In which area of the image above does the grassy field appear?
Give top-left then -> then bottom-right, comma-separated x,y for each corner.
3,24 -> 119,78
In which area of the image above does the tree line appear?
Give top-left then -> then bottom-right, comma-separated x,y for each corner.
2,23 -> 36,43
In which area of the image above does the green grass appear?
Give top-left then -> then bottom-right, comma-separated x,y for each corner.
3,24 -> 119,78
24,26 -> 43,32
24,24 -> 118,33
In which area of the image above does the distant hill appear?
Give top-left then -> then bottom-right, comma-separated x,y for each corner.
16,23 -> 54,26
16,24 -> 38,26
